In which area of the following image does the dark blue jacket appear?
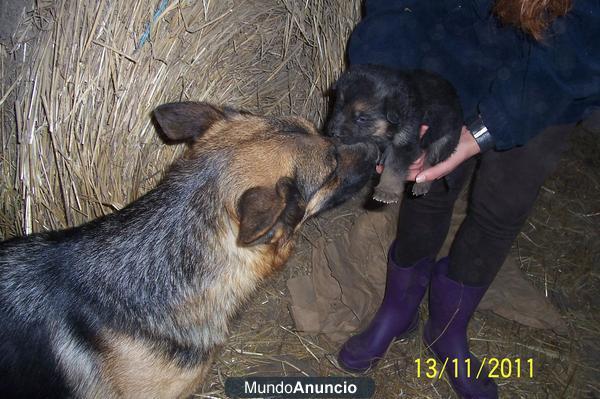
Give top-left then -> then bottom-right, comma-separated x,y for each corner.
348,0 -> 600,150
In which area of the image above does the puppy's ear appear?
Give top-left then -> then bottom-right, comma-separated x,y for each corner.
386,110 -> 400,125
153,102 -> 227,142
385,97 -> 401,125
237,177 -> 305,246
384,88 -> 409,125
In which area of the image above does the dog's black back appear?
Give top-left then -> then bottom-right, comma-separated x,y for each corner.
411,69 -> 463,162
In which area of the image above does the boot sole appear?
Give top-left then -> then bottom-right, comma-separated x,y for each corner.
337,316 -> 420,374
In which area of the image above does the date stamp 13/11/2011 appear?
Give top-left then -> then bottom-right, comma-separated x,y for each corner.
415,358 -> 534,380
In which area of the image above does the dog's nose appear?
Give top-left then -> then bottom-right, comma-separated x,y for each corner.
326,127 -> 339,137
325,120 -> 341,137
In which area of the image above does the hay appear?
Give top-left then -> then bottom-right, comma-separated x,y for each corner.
0,0 -> 360,238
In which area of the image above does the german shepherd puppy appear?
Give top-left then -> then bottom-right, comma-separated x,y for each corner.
0,102 -> 378,399
327,64 -> 462,203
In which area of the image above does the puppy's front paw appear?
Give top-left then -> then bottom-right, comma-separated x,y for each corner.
412,181 -> 432,196
373,186 -> 402,204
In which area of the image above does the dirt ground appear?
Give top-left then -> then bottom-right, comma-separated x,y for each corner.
198,123 -> 600,399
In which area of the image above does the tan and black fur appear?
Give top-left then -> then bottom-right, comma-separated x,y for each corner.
0,102 -> 379,398
327,64 -> 462,203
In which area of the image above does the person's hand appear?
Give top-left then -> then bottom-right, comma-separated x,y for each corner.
414,125 -> 481,183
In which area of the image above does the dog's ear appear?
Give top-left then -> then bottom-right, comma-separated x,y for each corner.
384,88 -> 409,125
237,177 -> 305,246
384,95 -> 403,125
153,102 -> 227,142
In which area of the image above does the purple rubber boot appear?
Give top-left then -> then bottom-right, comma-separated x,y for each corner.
424,257 -> 498,399
338,242 -> 434,372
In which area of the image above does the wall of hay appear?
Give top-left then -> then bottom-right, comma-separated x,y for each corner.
0,0 -> 361,239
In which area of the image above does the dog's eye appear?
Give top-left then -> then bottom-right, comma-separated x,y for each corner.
355,115 -> 370,124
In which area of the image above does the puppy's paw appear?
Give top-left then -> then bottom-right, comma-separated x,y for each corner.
373,186 -> 402,204
412,181 -> 432,196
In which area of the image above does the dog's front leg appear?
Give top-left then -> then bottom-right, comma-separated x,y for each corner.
373,145 -> 409,204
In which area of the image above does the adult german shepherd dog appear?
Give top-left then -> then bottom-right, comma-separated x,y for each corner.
0,102 -> 378,398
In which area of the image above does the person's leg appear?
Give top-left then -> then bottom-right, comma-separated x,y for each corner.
338,0 -> 507,374
449,124 -> 572,285
338,158 -> 474,372
393,158 -> 474,266
425,124 -> 572,398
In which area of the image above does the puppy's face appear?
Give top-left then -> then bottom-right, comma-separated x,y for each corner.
153,102 -> 378,249
326,65 -> 411,148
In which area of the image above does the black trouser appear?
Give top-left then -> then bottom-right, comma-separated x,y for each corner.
393,124 -> 572,286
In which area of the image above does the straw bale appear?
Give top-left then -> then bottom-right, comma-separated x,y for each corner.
0,0 -> 360,238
